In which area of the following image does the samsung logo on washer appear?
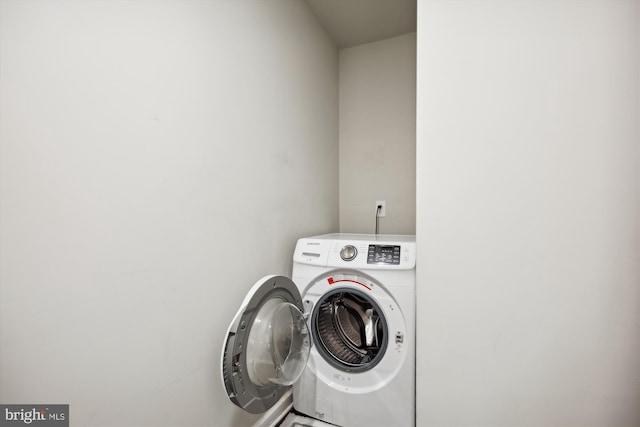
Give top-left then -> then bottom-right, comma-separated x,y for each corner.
0,405 -> 68,426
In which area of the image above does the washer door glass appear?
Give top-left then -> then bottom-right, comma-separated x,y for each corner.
222,276 -> 311,414
246,298 -> 310,386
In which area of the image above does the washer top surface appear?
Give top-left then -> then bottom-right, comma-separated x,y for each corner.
308,233 -> 415,243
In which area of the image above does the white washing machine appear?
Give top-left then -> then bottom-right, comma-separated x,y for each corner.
221,233 -> 416,427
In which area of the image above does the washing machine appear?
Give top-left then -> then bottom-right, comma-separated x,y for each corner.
221,233 -> 416,427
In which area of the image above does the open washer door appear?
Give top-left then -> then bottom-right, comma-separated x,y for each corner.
221,275 -> 311,414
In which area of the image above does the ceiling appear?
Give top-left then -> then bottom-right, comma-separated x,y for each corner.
304,0 -> 417,49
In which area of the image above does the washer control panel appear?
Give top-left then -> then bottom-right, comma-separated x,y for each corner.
293,234 -> 416,270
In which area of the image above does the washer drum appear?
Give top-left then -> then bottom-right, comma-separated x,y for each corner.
314,290 -> 387,371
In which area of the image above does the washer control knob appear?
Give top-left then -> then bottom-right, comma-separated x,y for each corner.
340,245 -> 357,261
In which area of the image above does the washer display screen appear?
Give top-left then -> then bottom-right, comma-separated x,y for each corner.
367,245 -> 401,265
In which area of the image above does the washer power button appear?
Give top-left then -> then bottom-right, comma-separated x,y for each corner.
340,245 -> 357,261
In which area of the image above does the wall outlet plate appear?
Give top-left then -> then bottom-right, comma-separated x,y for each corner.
376,200 -> 386,217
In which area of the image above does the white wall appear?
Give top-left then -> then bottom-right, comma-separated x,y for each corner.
0,1 -> 338,426
417,1 -> 639,426
339,33 -> 416,235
